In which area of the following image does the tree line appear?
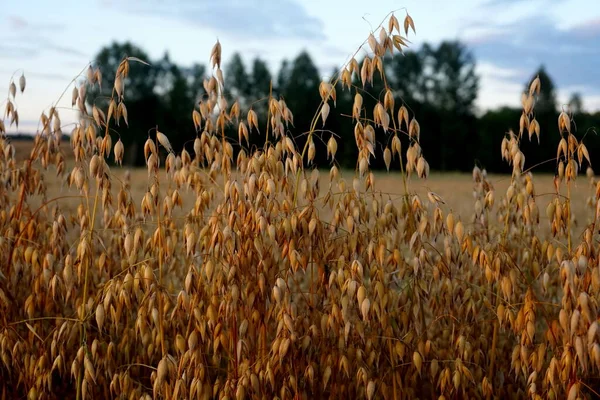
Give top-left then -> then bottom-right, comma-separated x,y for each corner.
85,41 -> 600,174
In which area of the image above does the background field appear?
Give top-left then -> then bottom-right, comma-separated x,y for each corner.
8,137 -> 596,239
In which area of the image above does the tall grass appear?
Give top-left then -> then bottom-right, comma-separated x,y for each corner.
0,10 -> 599,400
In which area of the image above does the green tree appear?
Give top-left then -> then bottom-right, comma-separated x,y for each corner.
250,58 -> 272,101
154,52 -> 198,154
281,51 -> 322,164
186,63 -> 207,104
225,53 -> 251,105
388,48 -> 427,105
249,58 -> 273,119
525,65 -> 557,115
89,41 -> 157,105
568,92 -> 583,115
87,42 -> 207,166
517,66 -> 560,173
397,41 -> 480,171
477,106 -> 522,172
430,41 -> 479,170
276,59 -> 291,96
349,56 -> 392,171
322,66 -> 354,169
86,41 -> 160,166
426,40 -> 479,115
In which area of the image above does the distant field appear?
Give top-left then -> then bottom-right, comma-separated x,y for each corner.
7,137 -> 596,238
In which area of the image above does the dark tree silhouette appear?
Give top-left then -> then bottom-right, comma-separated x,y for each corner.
82,40 -> 600,173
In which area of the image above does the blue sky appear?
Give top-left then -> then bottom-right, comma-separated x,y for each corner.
1,0 -> 599,134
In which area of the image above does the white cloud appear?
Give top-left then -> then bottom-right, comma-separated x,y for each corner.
111,0 -> 326,41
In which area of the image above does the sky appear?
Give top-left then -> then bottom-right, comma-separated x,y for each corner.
1,0 -> 599,134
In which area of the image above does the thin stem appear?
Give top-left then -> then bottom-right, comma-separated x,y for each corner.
567,179 -> 572,254
155,136 -> 166,358
77,178 -> 100,400
264,80 -> 273,150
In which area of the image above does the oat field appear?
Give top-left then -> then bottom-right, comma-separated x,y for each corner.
2,11 -> 600,400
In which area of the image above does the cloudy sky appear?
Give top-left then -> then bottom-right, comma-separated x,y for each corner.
1,0 -> 599,134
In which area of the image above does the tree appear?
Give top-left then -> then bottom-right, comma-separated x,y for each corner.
276,59 -> 291,96
89,41 -> 157,105
280,51 -> 322,163
86,42 -> 208,166
524,65 -> 557,115
250,58 -> 273,103
186,63 -> 207,104
426,41 -> 479,115
225,53 -> 251,105
324,66 -> 355,169
477,106 -> 522,172
286,51 -> 320,94
417,41 -> 480,171
85,42 -> 161,166
506,67 -> 560,173
154,53 -> 197,152
388,48 -> 427,105
568,92 -> 583,115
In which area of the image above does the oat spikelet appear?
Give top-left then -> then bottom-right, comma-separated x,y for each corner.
427,191 -> 445,205
210,40 -> 222,69
529,75 -> 541,96
114,139 -> 124,166
19,73 -> 26,93
368,33 -> 378,53
247,109 -> 259,132
404,13 -> 416,35
96,304 -> 105,332
389,14 -> 400,33
321,103 -> 330,126
383,147 -> 392,171
156,130 -> 174,153
71,86 -> 79,106
327,136 -> 338,160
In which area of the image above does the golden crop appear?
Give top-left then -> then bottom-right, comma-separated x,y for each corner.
0,10 -> 598,400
